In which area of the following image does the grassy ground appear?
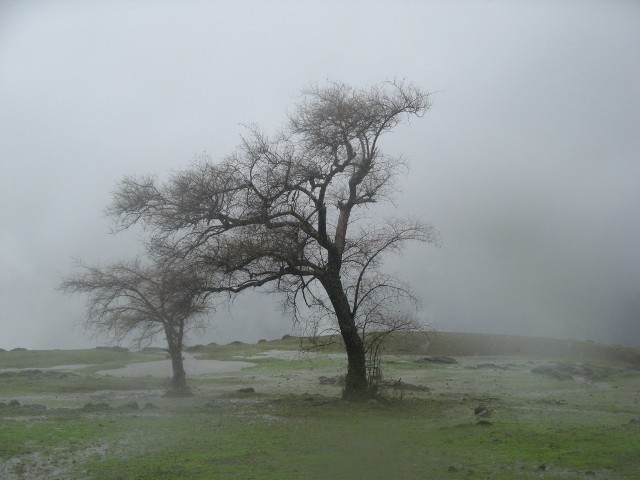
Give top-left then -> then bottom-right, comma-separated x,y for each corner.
1,334 -> 639,479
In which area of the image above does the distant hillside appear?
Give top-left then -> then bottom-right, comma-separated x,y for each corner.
383,331 -> 640,366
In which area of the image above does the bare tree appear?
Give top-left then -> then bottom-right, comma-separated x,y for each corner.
59,258 -> 210,396
109,80 -> 437,400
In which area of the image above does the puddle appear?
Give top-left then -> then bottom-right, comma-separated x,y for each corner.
97,354 -> 255,377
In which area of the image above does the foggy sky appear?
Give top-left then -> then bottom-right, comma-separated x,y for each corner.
1,1 -> 639,350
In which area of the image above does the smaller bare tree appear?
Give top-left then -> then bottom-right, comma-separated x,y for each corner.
59,258 -> 210,396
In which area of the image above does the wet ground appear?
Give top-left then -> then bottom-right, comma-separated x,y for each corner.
96,353 -> 255,377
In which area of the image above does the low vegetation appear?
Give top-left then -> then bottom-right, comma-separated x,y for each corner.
1,332 -> 639,479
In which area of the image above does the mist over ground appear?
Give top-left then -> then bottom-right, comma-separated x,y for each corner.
1,1 -> 638,349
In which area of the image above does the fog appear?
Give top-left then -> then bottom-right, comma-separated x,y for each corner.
1,1 -> 638,350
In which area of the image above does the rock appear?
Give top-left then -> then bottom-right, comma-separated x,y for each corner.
474,404 -> 489,416
204,401 -> 216,408
418,356 -> 458,365
535,464 -> 546,472
477,419 -> 492,426
143,402 -> 158,409
22,403 -> 46,411
237,387 -> 255,393
9,399 -> 20,407
628,417 -> 640,425
121,401 -> 139,410
447,465 -> 459,472
585,471 -> 596,476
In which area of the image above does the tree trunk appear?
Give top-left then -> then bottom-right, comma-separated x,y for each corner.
321,273 -> 369,400
164,326 -> 192,397
169,348 -> 187,388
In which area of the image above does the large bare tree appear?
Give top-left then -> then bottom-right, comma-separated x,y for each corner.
109,81 -> 436,399
60,259 -> 210,396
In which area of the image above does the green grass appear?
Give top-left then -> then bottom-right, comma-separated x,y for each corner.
0,348 -> 163,370
0,372 -> 166,396
80,397 -> 640,479
1,333 -> 639,479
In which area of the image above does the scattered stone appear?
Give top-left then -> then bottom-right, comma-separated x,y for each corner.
237,387 -> 255,393
535,464 -> 546,472
9,399 -> 20,407
143,402 -> 158,409
585,471 -> 596,477
477,419 -> 492,426
121,401 -> 139,410
474,404 -> 489,416
628,417 -> 640,425
418,356 -> 458,365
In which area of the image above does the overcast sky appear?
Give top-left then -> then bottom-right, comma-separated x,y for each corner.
1,1 -> 639,350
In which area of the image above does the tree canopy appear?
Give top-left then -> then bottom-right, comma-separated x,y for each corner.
109,80 -> 436,399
